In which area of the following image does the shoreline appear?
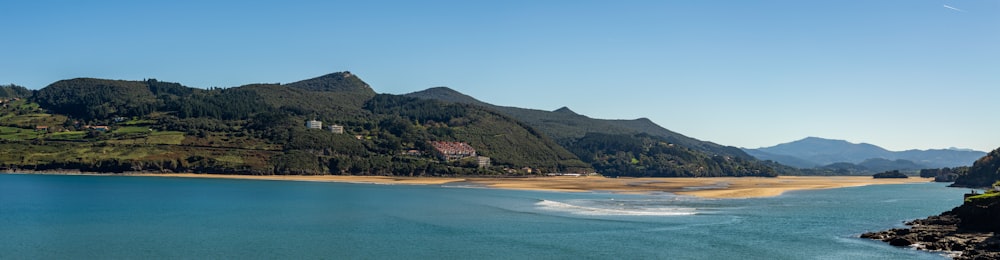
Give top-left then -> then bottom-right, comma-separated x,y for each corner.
2,172 -> 933,199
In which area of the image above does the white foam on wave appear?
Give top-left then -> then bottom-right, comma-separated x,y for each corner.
536,199 -> 697,216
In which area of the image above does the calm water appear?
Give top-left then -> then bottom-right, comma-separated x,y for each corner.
0,174 -> 966,259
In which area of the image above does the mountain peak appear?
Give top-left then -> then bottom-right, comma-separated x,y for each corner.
800,136 -> 845,143
424,86 -> 460,94
948,147 -> 978,152
553,106 -> 577,115
284,71 -> 374,93
405,86 -> 484,105
634,117 -> 653,123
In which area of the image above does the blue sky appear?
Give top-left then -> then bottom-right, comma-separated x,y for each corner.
3,0 -> 998,152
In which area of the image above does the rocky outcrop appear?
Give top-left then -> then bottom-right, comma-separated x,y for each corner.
861,193 -> 1000,259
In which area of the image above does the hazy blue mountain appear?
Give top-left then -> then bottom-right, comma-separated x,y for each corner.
743,149 -> 820,168
810,159 -> 924,176
744,137 -> 985,169
856,158 -> 926,173
895,149 -> 988,169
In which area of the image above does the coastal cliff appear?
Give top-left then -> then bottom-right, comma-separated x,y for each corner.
861,190 -> 1000,259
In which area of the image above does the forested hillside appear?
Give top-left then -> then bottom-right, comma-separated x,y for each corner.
567,133 -> 779,177
952,147 -> 1000,188
406,86 -> 784,177
0,84 -> 32,98
1,72 -> 590,176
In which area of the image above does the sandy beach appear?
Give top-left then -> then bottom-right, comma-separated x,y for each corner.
6,172 -> 932,199
465,175 -> 932,198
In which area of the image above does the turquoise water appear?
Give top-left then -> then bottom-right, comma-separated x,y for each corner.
0,174 -> 965,259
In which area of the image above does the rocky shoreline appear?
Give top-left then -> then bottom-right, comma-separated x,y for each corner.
861,192 -> 1000,259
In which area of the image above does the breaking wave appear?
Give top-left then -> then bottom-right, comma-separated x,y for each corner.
536,199 -> 698,216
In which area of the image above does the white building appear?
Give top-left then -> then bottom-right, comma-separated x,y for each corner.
306,120 -> 322,129
477,156 -> 491,168
329,124 -> 344,134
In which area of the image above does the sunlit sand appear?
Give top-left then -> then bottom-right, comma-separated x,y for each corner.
8,172 -> 932,199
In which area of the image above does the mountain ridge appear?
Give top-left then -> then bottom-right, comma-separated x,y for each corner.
744,137 -> 985,169
405,86 -> 753,159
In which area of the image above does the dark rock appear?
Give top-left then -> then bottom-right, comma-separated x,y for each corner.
862,192 -> 1000,259
889,238 -> 913,246
920,234 -> 939,242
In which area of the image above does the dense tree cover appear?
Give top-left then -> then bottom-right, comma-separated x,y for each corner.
404,87 -> 756,160
872,170 -> 908,178
35,78 -> 273,121
0,84 -> 32,98
953,147 -> 1000,188
285,71 -> 371,93
566,133 -> 777,177
364,94 -> 467,124
920,166 -> 969,178
34,78 -> 157,119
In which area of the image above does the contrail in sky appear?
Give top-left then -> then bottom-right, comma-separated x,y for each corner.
943,4 -> 966,12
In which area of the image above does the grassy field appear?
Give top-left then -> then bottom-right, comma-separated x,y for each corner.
121,119 -> 157,125
0,100 -> 69,131
0,100 -> 288,174
49,131 -> 87,140
0,126 -> 42,140
114,126 -> 153,134
105,131 -> 185,145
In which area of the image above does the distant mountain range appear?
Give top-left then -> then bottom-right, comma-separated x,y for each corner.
744,137 -> 985,170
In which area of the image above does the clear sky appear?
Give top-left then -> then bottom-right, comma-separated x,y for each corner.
3,0 -> 998,152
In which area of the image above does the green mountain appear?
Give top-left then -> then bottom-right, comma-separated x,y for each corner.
405,87 -> 783,177
405,87 -> 751,158
0,84 -> 32,98
1,72 -> 589,176
952,147 -> 1000,188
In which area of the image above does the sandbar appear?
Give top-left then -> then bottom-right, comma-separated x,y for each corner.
4,172 -> 933,199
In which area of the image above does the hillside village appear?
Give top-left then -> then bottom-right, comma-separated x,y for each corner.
306,119 -> 492,169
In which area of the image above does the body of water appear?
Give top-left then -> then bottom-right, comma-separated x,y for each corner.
0,174 -> 966,259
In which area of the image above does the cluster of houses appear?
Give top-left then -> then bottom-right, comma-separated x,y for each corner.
83,125 -> 111,132
35,124 -> 110,132
72,120 -> 110,132
305,120 -> 344,134
0,98 -> 18,102
0,97 -> 19,109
